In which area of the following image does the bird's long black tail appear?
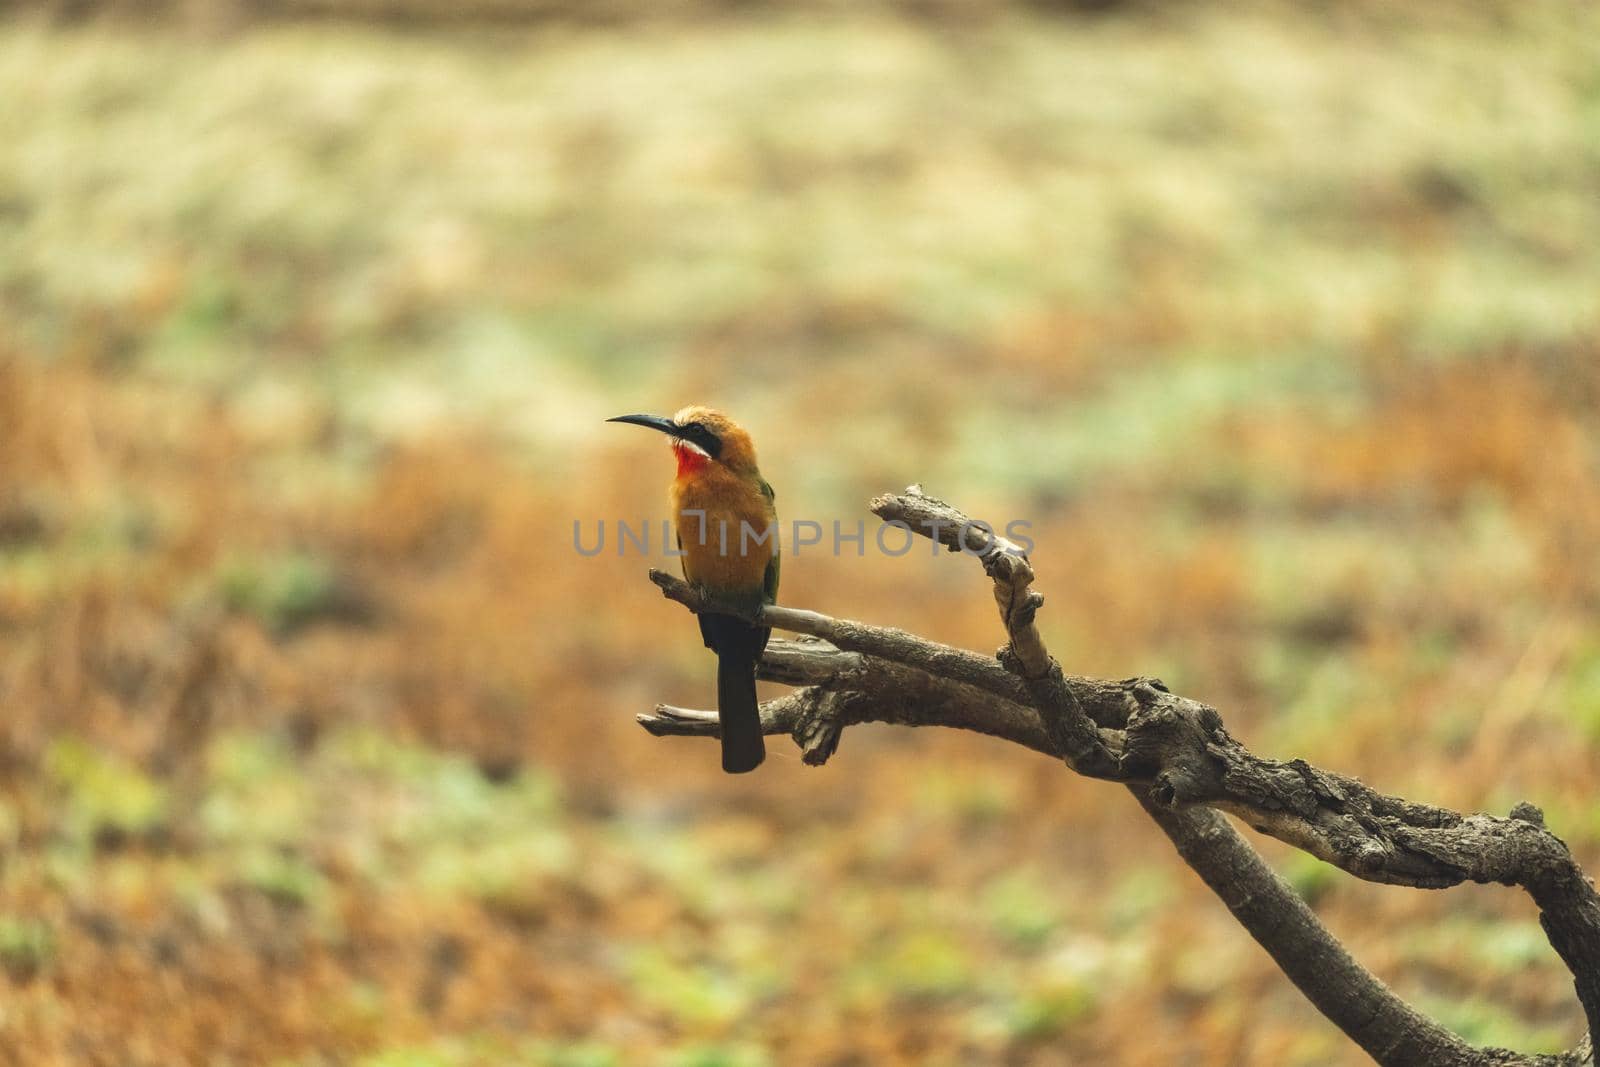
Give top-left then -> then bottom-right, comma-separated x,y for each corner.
701,613 -> 768,774
716,650 -> 764,774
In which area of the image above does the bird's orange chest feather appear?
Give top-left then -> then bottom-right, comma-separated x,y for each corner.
668,461 -> 775,595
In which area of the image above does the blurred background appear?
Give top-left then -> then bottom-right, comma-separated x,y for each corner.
2,1 -> 1599,1064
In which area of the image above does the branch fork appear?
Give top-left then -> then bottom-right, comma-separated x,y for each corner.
637,484 -> 1599,1067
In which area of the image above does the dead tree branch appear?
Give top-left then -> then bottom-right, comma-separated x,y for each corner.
637,485 -> 1600,1067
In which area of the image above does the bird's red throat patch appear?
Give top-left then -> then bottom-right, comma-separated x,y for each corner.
673,440 -> 711,479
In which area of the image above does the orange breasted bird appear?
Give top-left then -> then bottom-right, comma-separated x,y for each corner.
608,406 -> 779,773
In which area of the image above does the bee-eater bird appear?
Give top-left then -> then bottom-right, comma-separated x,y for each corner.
608,406 -> 779,773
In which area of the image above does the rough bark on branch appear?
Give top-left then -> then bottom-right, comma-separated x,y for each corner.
636,486 -> 1600,1067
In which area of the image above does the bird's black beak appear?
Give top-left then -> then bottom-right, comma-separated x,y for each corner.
606,413 -> 681,437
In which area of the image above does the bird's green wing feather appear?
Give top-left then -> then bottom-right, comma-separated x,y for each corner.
763,549 -> 780,605
758,477 -> 779,604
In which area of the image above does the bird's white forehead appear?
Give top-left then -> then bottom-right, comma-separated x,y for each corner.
672,405 -> 717,425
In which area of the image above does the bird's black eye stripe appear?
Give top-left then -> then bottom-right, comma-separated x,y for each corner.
678,421 -> 722,459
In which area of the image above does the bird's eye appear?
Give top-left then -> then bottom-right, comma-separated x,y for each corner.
684,421 -> 705,433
